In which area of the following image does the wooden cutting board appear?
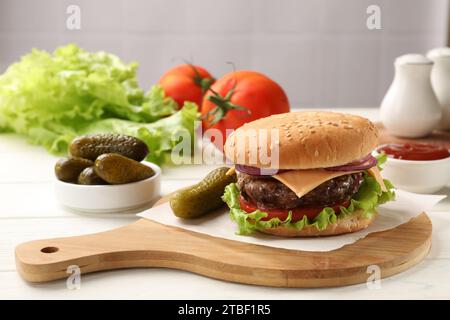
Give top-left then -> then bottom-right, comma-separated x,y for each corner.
15,194 -> 432,288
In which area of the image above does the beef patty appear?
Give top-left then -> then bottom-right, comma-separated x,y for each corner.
237,172 -> 364,210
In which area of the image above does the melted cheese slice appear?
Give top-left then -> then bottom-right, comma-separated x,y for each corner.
273,169 -> 362,198
226,167 -> 236,176
367,166 -> 387,192
273,167 -> 389,198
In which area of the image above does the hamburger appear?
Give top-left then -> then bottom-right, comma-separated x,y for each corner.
222,111 -> 395,237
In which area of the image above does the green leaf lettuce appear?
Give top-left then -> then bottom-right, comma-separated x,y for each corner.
0,44 -> 198,165
222,172 -> 395,235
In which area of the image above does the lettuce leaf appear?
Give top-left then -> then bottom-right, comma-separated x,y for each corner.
376,152 -> 388,170
79,102 -> 199,165
222,173 -> 396,235
0,44 -> 196,165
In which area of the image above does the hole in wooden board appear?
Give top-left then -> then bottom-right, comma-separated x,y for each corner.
40,246 -> 59,254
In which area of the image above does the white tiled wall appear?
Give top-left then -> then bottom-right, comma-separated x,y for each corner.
0,0 -> 448,108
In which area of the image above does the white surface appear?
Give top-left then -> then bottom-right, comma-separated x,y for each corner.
1,108 -> 450,299
54,161 -> 161,213
139,192 -> 445,252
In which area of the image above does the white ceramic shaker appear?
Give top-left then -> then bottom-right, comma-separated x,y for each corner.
380,54 -> 442,137
427,47 -> 450,130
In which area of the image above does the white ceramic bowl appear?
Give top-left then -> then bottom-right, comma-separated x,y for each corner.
55,161 -> 161,213
374,151 -> 450,193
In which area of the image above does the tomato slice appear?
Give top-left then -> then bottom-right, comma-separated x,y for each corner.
239,197 -> 350,222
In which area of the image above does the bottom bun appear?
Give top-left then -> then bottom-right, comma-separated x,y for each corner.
259,209 -> 376,237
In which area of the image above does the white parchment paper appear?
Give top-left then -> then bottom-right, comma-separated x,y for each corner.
138,190 -> 445,252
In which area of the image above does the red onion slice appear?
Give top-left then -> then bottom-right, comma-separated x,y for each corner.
325,155 -> 377,172
235,164 -> 287,176
236,154 -> 377,175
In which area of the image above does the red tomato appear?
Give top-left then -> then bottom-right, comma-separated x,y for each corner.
239,196 -> 350,222
159,64 -> 214,109
201,70 -> 290,144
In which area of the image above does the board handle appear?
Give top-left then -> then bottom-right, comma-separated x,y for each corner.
15,220 -> 167,283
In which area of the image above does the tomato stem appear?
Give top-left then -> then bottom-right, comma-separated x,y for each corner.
184,62 -> 215,94
198,77 -> 215,94
203,85 -> 251,126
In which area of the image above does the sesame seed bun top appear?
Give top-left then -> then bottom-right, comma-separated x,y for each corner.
224,111 -> 379,170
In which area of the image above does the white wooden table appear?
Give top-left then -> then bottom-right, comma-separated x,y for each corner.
1,108 -> 450,300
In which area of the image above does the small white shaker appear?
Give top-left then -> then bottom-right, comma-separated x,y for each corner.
427,47 -> 450,130
380,54 -> 442,138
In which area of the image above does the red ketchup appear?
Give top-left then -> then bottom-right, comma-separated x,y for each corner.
377,143 -> 450,161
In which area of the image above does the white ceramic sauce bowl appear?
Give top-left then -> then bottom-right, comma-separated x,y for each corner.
374,151 -> 450,193
55,161 -> 161,213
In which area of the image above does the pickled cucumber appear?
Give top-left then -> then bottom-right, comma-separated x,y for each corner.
55,157 -> 94,183
69,133 -> 149,161
94,153 -> 155,184
78,167 -> 108,185
169,167 -> 237,219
